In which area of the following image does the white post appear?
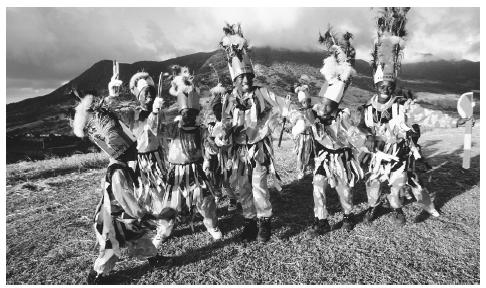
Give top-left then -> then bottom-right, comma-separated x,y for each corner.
463,119 -> 472,169
457,91 -> 475,169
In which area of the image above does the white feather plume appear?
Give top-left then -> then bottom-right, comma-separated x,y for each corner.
210,83 -> 226,96
320,54 -> 356,84
169,74 -> 194,96
338,62 -> 356,82
73,95 -> 94,138
320,56 -> 339,83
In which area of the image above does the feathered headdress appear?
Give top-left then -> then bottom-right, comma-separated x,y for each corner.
73,95 -> 136,159
169,65 -> 200,111
129,72 -> 155,100
219,23 -> 254,81
318,25 -> 356,104
371,7 -> 410,85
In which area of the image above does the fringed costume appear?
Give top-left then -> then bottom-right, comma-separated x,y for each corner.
219,23 -> 291,242
362,7 -> 439,225
306,26 -> 365,233
73,96 -> 169,284
155,66 -> 222,241
289,78 -> 316,179
203,84 -> 238,208
107,70 -> 170,248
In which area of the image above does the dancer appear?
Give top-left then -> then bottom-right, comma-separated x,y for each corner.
288,75 -> 316,180
303,28 -> 366,235
106,63 -> 172,248
203,83 -> 239,212
72,95 -> 171,284
219,23 -> 290,242
156,65 -> 223,240
361,7 -> 440,225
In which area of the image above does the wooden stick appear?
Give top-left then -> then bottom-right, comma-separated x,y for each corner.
278,117 -> 287,147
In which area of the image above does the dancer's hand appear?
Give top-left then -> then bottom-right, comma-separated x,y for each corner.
108,78 -> 123,96
152,97 -> 164,113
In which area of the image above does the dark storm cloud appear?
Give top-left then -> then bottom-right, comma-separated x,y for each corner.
6,7 -> 480,103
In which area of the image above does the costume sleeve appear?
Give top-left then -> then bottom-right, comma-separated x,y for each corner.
111,170 -> 146,219
110,107 -> 136,129
260,87 -> 290,116
164,121 -> 180,139
340,108 -> 369,151
220,93 -> 235,127
392,102 -> 413,134
354,105 -> 373,135
406,101 -> 457,129
202,129 -> 213,171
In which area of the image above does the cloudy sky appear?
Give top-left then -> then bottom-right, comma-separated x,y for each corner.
6,7 -> 480,103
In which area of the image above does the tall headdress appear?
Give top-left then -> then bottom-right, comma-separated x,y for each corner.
318,25 -> 356,104
129,72 -> 155,100
169,65 -> 200,112
219,23 -> 254,81
371,7 -> 410,85
73,95 -> 136,159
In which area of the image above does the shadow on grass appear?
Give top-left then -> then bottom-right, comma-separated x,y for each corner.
270,139 -> 480,240
418,142 -> 480,211
170,209 -> 243,240
103,234 -> 240,285
95,138 -> 481,283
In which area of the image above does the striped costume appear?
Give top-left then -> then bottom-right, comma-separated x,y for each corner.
288,106 -> 317,178
114,108 -> 168,217
222,86 -> 288,219
203,121 -> 236,200
363,95 -> 437,213
311,108 -> 365,219
156,122 -> 218,238
93,161 -> 158,275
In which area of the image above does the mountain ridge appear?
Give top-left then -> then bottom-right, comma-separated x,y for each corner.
6,47 -> 480,136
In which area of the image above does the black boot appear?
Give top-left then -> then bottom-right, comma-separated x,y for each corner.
363,206 -> 379,224
147,254 -> 172,267
391,208 -> 406,226
87,269 -> 105,285
342,213 -> 355,232
257,217 -> 272,243
310,217 -> 331,235
240,218 -> 258,242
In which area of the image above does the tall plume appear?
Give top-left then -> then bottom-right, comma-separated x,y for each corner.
371,7 -> 410,80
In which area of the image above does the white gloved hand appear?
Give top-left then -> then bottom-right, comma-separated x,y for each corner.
282,94 -> 292,117
108,77 -> 123,96
152,97 -> 164,113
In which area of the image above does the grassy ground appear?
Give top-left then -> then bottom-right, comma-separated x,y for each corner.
6,152 -> 108,186
6,124 -> 480,284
